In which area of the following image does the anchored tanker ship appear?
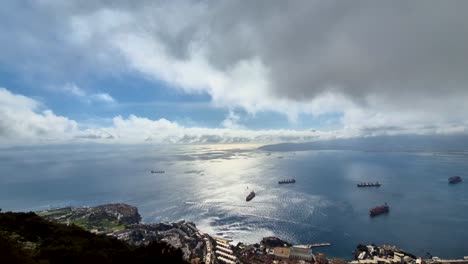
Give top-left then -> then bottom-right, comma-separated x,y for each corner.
278,179 -> 296,184
357,182 -> 381,187
370,203 -> 389,217
449,176 -> 462,184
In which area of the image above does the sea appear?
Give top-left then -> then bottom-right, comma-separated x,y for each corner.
1,142 -> 467,259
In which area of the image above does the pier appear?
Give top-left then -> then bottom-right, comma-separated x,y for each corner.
295,242 -> 332,249
309,243 -> 332,248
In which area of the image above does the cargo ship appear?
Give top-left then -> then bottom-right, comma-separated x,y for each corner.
278,179 -> 296,184
449,176 -> 462,184
246,191 -> 255,202
357,182 -> 381,187
369,203 -> 389,217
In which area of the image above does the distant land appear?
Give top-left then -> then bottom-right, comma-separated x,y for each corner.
259,135 -> 468,152
3,203 -> 467,264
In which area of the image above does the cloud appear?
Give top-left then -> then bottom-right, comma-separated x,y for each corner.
63,83 -> 115,103
0,87 -> 322,145
64,83 -> 86,97
221,110 -> 244,129
63,1 -> 468,128
85,115 -> 327,144
91,93 -> 115,103
0,88 -> 78,145
0,88 -> 466,146
1,1 -> 468,134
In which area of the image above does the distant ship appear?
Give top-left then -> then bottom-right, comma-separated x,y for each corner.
246,191 -> 255,202
449,176 -> 462,184
357,182 -> 381,187
151,170 -> 165,174
369,203 -> 389,217
278,179 -> 296,184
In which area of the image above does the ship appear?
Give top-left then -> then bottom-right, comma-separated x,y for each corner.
357,182 -> 381,187
151,170 -> 165,174
278,179 -> 296,184
369,203 -> 389,217
246,191 -> 255,202
449,176 -> 462,184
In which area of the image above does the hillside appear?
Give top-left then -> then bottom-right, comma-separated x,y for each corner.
0,210 -> 187,264
37,203 -> 141,232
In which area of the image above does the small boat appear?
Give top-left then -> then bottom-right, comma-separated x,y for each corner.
357,182 -> 381,187
278,179 -> 296,184
449,176 -> 462,184
151,170 -> 165,174
246,191 -> 255,202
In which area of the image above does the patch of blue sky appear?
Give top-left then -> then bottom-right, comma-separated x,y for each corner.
0,68 -> 343,130
240,111 -> 343,130
0,67 -> 32,95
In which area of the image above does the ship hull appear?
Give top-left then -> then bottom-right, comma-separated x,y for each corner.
278,181 -> 295,184
357,182 -> 381,187
370,210 -> 389,217
246,191 -> 255,202
369,204 -> 389,217
449,176 -> 462,184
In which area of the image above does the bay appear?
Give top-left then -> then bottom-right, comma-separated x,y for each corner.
1,144 -> 467,259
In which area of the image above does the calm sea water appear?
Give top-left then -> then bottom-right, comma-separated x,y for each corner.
1,144 -> 467,259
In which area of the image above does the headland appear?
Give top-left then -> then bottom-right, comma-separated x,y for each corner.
36,203 -> 468,264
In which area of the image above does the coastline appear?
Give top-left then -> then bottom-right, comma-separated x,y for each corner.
36,203 -> 468,264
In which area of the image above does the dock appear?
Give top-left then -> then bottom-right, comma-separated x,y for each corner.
294,243 -> 332,249
309,243 -> 331,248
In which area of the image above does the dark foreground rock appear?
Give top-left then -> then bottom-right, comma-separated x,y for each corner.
0,210 -> 187,264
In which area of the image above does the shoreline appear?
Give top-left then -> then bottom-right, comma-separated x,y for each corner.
33,203 -> 468,263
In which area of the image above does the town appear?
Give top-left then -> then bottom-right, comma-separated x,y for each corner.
38,204 -> 468,264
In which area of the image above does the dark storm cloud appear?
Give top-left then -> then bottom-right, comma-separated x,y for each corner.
2,0 -> 468,138
4,0 -> 468,104
196,0 -> 468,103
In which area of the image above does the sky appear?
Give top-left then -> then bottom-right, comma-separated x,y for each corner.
1,0 -> 468,146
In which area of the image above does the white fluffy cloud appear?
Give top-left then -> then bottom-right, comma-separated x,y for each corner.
0,88 -> 78,145
89,115 -> 328,144
1,1 -> 468,138
221,111 -> 244,129
0,88 -> 466,146
0,88 -> 333,145
63,83 -> 115,104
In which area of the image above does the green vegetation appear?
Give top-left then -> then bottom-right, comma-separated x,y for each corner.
37,204 -> 141,233
67,217 -> 122,231
37,208 -> 72,218
0,211 -> 187,264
